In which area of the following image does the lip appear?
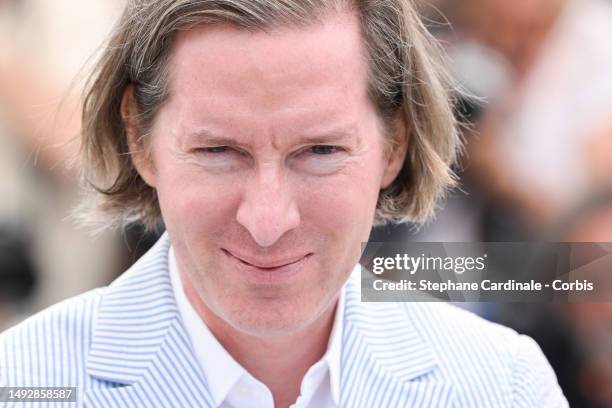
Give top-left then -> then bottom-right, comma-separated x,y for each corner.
222,248 -> 312,284
222,249 -> 309,269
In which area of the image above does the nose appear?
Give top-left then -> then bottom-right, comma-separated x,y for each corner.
235,166 -> 301,247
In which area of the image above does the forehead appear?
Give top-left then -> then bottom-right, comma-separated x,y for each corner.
162,11 -> 372,129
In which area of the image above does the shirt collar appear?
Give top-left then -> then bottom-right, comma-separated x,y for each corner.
169,247 -> 246,406
323,277 -> 344,406
168,246 -> 347,407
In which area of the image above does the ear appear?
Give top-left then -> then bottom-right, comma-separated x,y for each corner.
121,85 -> 157,187
380,115 -> 409,189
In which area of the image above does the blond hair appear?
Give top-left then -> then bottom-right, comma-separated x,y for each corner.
80,0 -> 460,231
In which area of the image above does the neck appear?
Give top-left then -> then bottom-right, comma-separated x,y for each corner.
181,272 -> 338,408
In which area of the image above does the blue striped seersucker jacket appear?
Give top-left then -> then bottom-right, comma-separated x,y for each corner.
1,234 -> 568,407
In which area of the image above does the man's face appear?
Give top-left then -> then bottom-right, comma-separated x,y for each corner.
135,11 -> 405,336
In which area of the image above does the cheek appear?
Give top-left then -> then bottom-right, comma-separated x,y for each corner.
155,164 -> 241,239
296,167 -> 381,244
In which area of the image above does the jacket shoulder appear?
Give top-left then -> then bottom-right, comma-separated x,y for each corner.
0,288 -> 105,387
403,302 -> 567,407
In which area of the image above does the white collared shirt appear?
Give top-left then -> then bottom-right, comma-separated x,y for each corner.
168,247 -> 346,408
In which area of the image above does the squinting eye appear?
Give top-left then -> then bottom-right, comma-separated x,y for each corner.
292,144 -> 347,175
310,145 -> 338,155
204,146 -> 229,153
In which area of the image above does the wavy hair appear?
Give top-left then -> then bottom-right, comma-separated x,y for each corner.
79,0 -> 461,231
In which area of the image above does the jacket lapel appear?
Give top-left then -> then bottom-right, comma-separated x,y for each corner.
84,234 -> 215,407
340,276 -> 456,407
85,235 -> 453,407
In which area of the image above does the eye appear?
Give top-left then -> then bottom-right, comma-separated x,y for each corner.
193,145 -> 245,157
290,144 -> 348,176
189,145 -> 248,172
203,146 -> 229,153
309,145 -> 339,155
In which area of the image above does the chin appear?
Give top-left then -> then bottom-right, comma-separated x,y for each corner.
219,293 -> 333,338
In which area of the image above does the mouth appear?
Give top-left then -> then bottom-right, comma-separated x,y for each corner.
221,248 -> 312,283
222,249 -> 310,269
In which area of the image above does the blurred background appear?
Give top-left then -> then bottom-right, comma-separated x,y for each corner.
1,0 -> 611,406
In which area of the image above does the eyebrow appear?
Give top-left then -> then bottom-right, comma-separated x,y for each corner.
183,126 -> 358,147
296,131 -> 357,145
